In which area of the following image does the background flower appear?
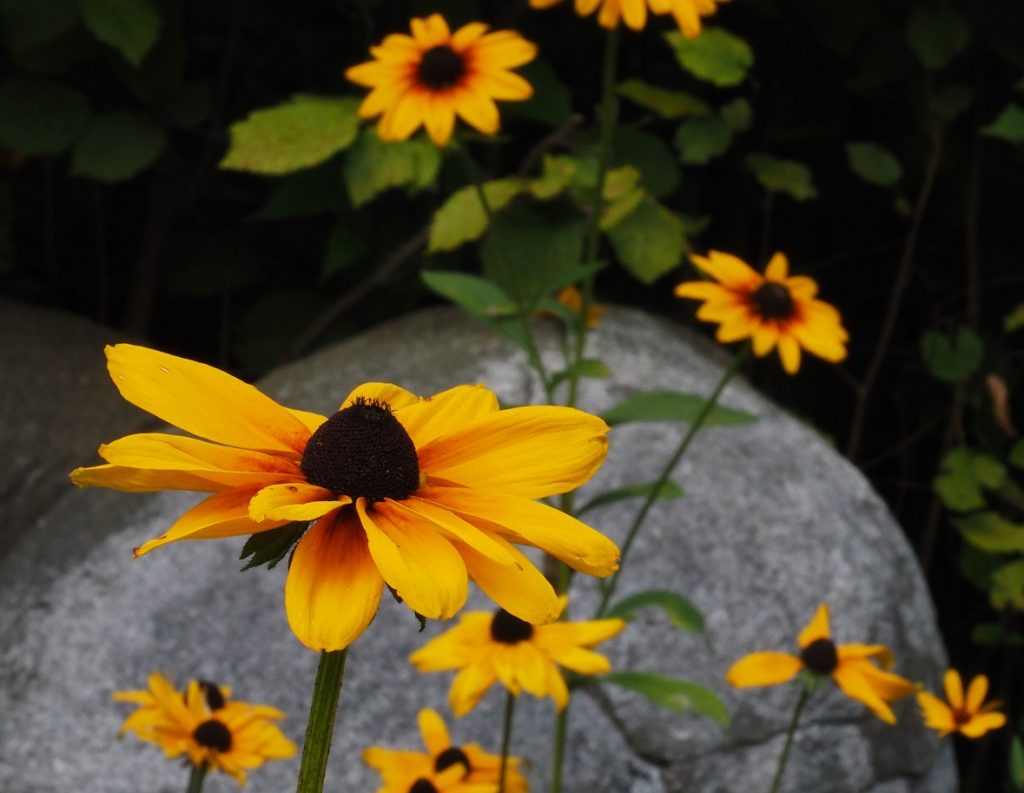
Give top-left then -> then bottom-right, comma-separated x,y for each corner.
917,670 -> 1006,738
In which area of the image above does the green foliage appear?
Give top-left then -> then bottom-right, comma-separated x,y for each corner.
719,98 -> 752,132
605,590 -> 704,633
428,180 -> 522,252
606,198 -> 686,284
906,4 -> 971,71
674,115 -> 732,164
343,130 -> 441,208
81,0 -> 161,66
1011,734 -> 1024,790
1007,303 -> 1024,332
239,523 -> 306,571
921,326 -> 983,383
614,128 -> 681,198
845,142 -> 902,187
420,271 -> 517,320
955,512 -> 1024,554
982,103 -> 1024,144
0,76 -> 90,155
992,559 -> 1024,610
549,358 -> 611,389
600,672 -> 730,725
935,447 -> 1007,512
1,0 -> 78,58
745,153 -> 817,202
602,390 -> 757,427
596,166 -> 646,229
971,623 -> 1024,646
665,27 -> 754,87
617,80 -> 710,119
220,95 -> 361,175
578,480 -> 684,516
505,58 -> 571,127
71,111 -> 165,182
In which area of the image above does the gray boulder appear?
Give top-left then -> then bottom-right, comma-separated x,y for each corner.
0,305 -> 954,793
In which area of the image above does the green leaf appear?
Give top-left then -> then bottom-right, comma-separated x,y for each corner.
251,158 -> 347,220
606,590 -> 703,633
920,327 -> 983,383
1010,440 -> 1024,470
906,5 -> 971,71
550,358 -> 611,390
0,77 -> 90,156
427,179 -> 523,252
1011,734 -> 1024,789
845,142 -> 902,187
720,97 -> 752,132
1006,303 -> 1024,332
614,128 -> 681,199
745,153 -> 817,202
220,95 -> 360,175
322,223 -> 368,280
971,623 -> 1024,647
935,448 -> 1007,512
954,512 -> 1024,553
420,271 -> 517,320
71,111 -> 165,182
239,523 -> 306,571
503,58 -> 571,127
529,154 -> 576,200
602,390 -> 757,427
579,481 -> 684,516
982,103 -> 1024,145
665,28 -> 754,87
81,0 -> 160,66
607,199 -> 685,284
601,672 -> 730,725
481,202 -> 586,307
673,115 -> 732,165
991,558 -> 1024,611
343,129 -> 441,208
617,79 -> 710,119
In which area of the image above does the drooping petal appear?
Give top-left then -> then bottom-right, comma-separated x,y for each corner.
837,644 -> 893,669
387,496 -> 516,565
916,691 -> 956,736
248,482 -> 349,522
777,335 -> 802,374
831,663 -> 899,724
284,510 -> 384,651
726,652 -> 803,687
797,604 -> 832,647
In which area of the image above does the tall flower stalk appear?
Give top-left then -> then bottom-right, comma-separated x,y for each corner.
296,650 -> 348,793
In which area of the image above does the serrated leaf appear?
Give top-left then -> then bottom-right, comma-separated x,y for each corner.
674,115 -> 732,165
220,95 -> 360,175
935,448 -> 1006,511
343,129 -> 440,207
71,111 -> 166,182
907,5 -> 970,71
606,590 -> 703,633
239,523 -> 306,571
720,98 -> 752,132
82,0 -> 161,66
920,327 -> 983,383
607,199 -> 685,284
845,142 -> 902,187
602,390 -> 757,427
665,28 -> 754,88
550,358 -> 611,390
617,79 -> 710,118
745,153 -> 817,202
991,558 -> 1024,611
601,672 -> 730,725
420,271 -> 517,320
982,103 -> 1024,145
579,481 -> 684,516
427,179 -> 523,252
954,512 -> 1024,553
0,77 -> 90,156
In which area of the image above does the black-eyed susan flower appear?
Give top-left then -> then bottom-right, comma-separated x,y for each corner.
917,669 -> 1006,738
529,0 -> 725,36
363,708 -> 528,793
114,676 -> 295,785
726,603 -> 917,724
345,15 -> 536,147
675,251 -> 848,374
71,345 -> 618,652
410,599 -> 625,716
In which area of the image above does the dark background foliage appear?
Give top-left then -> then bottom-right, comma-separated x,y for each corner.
2,0 -> 1023,785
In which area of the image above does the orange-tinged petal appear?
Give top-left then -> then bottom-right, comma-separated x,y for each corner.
943,669 -> 964,710
726,652 -> 803,687
390,496 -> 515,565
417,406 -> 609,498
690,251 -> 761,290
453,535 -> 560,625
798,604 -> 831,647
104,344 -> 310,455
284,510 -> 383,651
72,464 -> 239,493
960,711 -> 1006,738
248,482 -> 348,522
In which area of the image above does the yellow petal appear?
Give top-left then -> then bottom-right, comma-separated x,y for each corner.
451,21 -> 489,49
545,657 -> 570,710
764,252 -> 789,280
943,668 -> 964,710
248,482 -> 349,522
726,652 -> 803,687
395,384 -> 499,448
453,535 -> 560,625
104,345 -> 311,455
72,464 -> 235,493
831,663 -> 898,724
536,617 -> 625,648
837,643 -> 893,669
422,94 -> 457,147
340,382 -> 422,411
409,612 -> 492,671
284,510 -> 384,651
449,659 -> 499,717
546,645 -> 612,676
357,499 -> 468,620
777,334 -> 802,374
424,487 -> 619,576
960,711 -> 1006,738
389,496 -> 516,565
690,251 -> 761,290
797,604 -> 831,648
482,70 -> 534,101
418,708 -> 451,755
620,0 -> 647,29
916,691 -> 956,736
851,661 -> 918,702
473,30 -> 538,70
417,406 -> 609,498
674,280 -> 731,301
454,88 -> 501,136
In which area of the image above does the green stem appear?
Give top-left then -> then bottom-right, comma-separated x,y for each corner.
767,687 -> 809,793
567,25 -> 620,409
550,705 -> 569,793
497,690 -> 516,793
296,649 -> 349,793
596,345 -> 749,617
186,763 -> 207,793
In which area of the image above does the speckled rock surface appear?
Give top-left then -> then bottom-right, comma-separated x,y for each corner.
0,305 -> 955,793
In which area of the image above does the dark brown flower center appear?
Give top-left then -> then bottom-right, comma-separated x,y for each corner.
800,638 -> 838,675
300,398 -> 419,502
417,45 -> 465,90
193,719 -> 232,752
408,780 -> 438,793
196,679 -> 225,710
490,609 -> 534,644
750,281 -> 795,320
434,746 -> 471,775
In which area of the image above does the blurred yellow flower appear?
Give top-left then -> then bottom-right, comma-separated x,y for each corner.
410,599 -> 625,715
529,0 -> 725,36
363,707 -> 528,792
726,603 -> 917,724
114,674 -> 295,785
917,669 -> 1006,738
346,14 -> 536,146
675,251 -> 848,374
556,285 -> 603,328
72,345 -> 618,652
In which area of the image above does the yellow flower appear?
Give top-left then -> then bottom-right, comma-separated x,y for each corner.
726,603 -> 917,724
410,599 -> 625,716
528,0 -> 726,36
675,251 -> 848,374
72,345 -> 618,652
363,708 -> 528,793
917,669 -> 1006,738
345,14 -> 536,147
113,674 -> 295,785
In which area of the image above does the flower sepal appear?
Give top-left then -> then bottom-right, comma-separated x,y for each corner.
239,522 -> 308,571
